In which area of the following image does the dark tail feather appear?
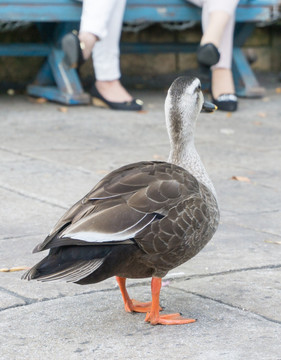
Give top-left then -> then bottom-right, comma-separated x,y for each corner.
22,245 -> 111,282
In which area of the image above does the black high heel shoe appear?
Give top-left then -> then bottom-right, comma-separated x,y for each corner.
90,84 -> 143,111
197,43 -> 220,67
62,31 -> 85,69
212,94 -> 238,112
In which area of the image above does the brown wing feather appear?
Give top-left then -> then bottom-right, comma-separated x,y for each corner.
34,161 -> 177,252
33,160 -> 218,267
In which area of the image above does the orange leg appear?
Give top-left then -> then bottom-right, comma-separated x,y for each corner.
144,277 -> 197,325
116,276 -> 162,313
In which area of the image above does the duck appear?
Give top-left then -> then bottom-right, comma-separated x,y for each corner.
23,76 -> 220,325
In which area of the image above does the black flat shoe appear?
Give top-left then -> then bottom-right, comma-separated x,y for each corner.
90,84 -> 143,111
62,31 -> 85,68
197,43 -> 220,67
212,94 -> 238,112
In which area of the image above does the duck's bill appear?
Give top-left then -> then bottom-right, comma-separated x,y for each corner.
201,100 -> 217,113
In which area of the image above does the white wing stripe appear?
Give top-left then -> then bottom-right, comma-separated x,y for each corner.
62,214 -> 156,243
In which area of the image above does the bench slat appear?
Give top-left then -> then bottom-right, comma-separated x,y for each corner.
1,0 -> 278,104
0,0 -> 279,22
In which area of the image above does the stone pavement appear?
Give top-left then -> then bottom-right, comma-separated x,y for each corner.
0,75 -> 281,360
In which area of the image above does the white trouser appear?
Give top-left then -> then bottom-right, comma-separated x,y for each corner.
80,0 -> 127,81
188,0 -> 239,69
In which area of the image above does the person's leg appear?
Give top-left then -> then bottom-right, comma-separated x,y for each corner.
64,0 -> 141,108
199,0 -> 239,110
188,1 -> 238,72
211,68 -> 235,99
92,0 -> 133,102
200,0 -> 239,54
62,0 -> 116,67
79,0 -> 119,59
200,10 -> 231,49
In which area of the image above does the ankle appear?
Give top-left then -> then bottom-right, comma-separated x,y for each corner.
211,68 -> 235,99
96,80 -> 117,89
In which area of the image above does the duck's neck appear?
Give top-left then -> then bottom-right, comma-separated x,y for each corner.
168,140 -> 217,198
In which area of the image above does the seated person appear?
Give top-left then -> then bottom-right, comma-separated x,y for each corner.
62,0 -> 143,111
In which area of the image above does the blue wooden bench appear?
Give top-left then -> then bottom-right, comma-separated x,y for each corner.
0,0 -> 280,104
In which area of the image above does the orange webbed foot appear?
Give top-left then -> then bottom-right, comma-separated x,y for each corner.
116,276 -> 196,325
145,312 -> 196,325
144,277 -> 196,325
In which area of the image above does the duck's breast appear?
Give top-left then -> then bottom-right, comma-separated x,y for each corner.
134,173 -> 220,277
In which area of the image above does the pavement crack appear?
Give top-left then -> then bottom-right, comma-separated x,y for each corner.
173,287 -> 281,326
182,263 -> 281,281
222,208 -> 281,216
0,234 -> 43,241
0,145 -> 93,175
221,221 -> 281,239
0,285 -> 120,313
0,184 -> 68,210
0,286 -> 34,306
1,264 -> 280,315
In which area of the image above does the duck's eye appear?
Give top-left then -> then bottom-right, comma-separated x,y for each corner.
197,84 -> 201,91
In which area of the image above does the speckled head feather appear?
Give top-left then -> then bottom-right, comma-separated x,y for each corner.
169,76 -> 199,99
165,76 -> 203,147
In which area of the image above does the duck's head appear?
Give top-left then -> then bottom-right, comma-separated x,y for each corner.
165,76 -> 216,146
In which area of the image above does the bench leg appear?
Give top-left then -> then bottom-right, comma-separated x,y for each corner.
232,23 -> 265,98
27,49 -> 90,105
233,47 -> 265,98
